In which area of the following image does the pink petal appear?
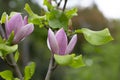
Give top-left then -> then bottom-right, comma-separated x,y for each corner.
55,28 -> 68,55
48,28 -> 59,54
24,16 -> 28,25
13,23 -> 34,44
65,34 -> 77,54
5,15 -> 9,38
6,13 -> 23,36
47,38 -> 51,50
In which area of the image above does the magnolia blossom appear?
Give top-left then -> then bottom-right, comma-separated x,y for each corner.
5,13 -> 34,44
47,28 -> 77,55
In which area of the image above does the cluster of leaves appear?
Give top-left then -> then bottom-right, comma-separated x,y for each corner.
24,0 -> 113,69
24,2 -> 77,30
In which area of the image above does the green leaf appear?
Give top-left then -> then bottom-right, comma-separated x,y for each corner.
46,10 -> 69,30
43,0 -> 54,11
54,54 -> 75,66
81,28 -> 113,45
0,70 -> 13,80
24,3 -> 41,21
24,62 -> 36,80
0,36 -> 4,43
0,44 -> 18,56
75,29 -> 82,34
24,3 -> 46,28
54,54 -> 85,68
0,12 -> 7,24
0,51 -> 3,57
7,31 -> 14,45
24,3 -> 35,16
69,55 -> 85,68
14,78 -> 20,80
30,16 -> 46,28
14,50 -> 19,62
24,3 -> 42,18
65,8 -> 78,18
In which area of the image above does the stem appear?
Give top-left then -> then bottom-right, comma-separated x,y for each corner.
57,0 -> 62,8
45,54 -> 54,80
63,0 -> 68,11
7,53 -> 23,80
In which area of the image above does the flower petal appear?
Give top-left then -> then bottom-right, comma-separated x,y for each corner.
55,28 -> 67,55
48,28 -> 59,54
24,16 -> 28,25
6,13 -> 23,36
5,15 -> 9,38
47,38 -> 51,50
65,34 -> 77,54
13,23 -> 34,44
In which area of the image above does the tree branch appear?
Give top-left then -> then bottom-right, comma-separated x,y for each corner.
63,0 -> 68,11
57,0 -> 62,8
7,53 -> 23,80
45,54 -> 54,80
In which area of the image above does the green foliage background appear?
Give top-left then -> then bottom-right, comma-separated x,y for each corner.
0,0 -> 120,80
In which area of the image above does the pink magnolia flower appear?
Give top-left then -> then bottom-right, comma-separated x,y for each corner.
5,13 -> 34,44
47,28 -> 77,55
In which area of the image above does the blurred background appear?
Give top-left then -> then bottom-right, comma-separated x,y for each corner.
0,0 -> 120,80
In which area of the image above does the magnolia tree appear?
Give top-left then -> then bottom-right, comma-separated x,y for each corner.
0,0 -> 113,80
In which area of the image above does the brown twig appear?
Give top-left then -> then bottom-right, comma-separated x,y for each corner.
45,54 -> 55,80
57,0 -> 62,8
63,0 -> 68,11
7,53 -> 23,80
51,62 -> 58,71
